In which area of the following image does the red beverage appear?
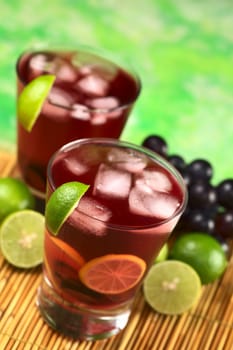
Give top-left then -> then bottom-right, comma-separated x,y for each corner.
37,138 -> 187,340
16,49 -> 141,196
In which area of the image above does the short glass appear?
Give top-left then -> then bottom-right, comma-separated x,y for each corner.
16,47 -> 141,198
37,138 -> 187,340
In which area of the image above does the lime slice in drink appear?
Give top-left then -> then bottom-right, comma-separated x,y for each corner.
17,74 -> 56,131
45,181 -> 90,235
143,260 -> 202,315
0,210 -> 45,268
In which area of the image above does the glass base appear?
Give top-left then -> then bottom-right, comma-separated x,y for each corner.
37,278 -> 132,341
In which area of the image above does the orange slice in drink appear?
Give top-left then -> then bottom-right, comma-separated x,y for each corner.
45,232 -> 85,268
79,254 -> 147,294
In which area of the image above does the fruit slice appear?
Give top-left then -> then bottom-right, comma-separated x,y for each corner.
17,74 -> 55,131
0,210 -> 45,268
46,232 -> 85,268
45,181 -> 89,235
44,231 -> 85,297
79,254 -> 146,294
143,260 -> 202,315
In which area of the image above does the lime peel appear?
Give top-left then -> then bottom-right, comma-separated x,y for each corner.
45,181 -> 90,235
17,74 -> 56,132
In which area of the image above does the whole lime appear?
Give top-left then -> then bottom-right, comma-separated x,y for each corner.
0,177 -> 35,222
169,232 -> 227,284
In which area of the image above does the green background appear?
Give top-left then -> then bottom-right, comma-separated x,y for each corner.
0,0 -> 232,183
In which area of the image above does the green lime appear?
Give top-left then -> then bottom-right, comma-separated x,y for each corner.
0,210 -> 44,268
143,260 -> 202,315
45,181 -> 90,235
155,243 -> 169,263
169,232 -> 227,284
17,74 -> 55,131
0,177 -> 35,222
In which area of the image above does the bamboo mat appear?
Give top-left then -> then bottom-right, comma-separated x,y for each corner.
1,150 -> 233,350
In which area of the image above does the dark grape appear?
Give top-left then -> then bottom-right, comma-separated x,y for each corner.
215,210 -> 233,238
188,182 -> 217,209
182,209 -> 215,234
141,133 -> 233,240
217,179 -> 233,209
142,135 -> 168,157
179,168 -> 192,187
167,155 -> 186,172
186,159 -> 213,183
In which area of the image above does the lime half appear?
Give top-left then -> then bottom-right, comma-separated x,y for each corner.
45,181 -> 90,235
17,74 -> 55,131
143,260 -> 202,315
0,210 -> 45,268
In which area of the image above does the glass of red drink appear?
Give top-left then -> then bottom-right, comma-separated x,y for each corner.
37,138 -> 187,340
16,47 -> 141,198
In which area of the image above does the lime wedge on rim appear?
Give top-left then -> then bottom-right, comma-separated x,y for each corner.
17,74 -> 56,132
0,210 -> 45,268
143,260 -> 202,315
45,181 -> 90,235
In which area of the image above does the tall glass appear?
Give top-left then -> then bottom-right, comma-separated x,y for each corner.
16,47 -> 141,199
37,138 -> 187,340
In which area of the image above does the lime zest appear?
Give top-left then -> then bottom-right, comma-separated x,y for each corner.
17,74 -> 56,132
45,181 -> 90,235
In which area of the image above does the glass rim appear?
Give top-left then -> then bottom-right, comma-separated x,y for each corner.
16,46 -> 141,113
47,137 -> 188,231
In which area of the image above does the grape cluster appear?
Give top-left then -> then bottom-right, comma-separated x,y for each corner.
142,135 -> 233,242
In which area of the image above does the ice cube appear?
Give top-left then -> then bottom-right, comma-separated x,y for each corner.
49,87 -> 74,107
129,185 -> 179,219
79,197 -> 112,222
135,169 -> 172,193
90,113 -> 107,125
28,53 -> 53,80
87,96 -> 121,119
63,157 -> 89,176
69,197 -> 112,236
107,148 -> 147,173
30,53 -> 51,71
53,58 -> 78,83
76,74 -> 109,96
93,163 -> 132,199
87,96 -> 119,110
29,54 -> 78,83
71,104 -> 91,121
74,57 -> 117,80
44,87 -> 74,121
